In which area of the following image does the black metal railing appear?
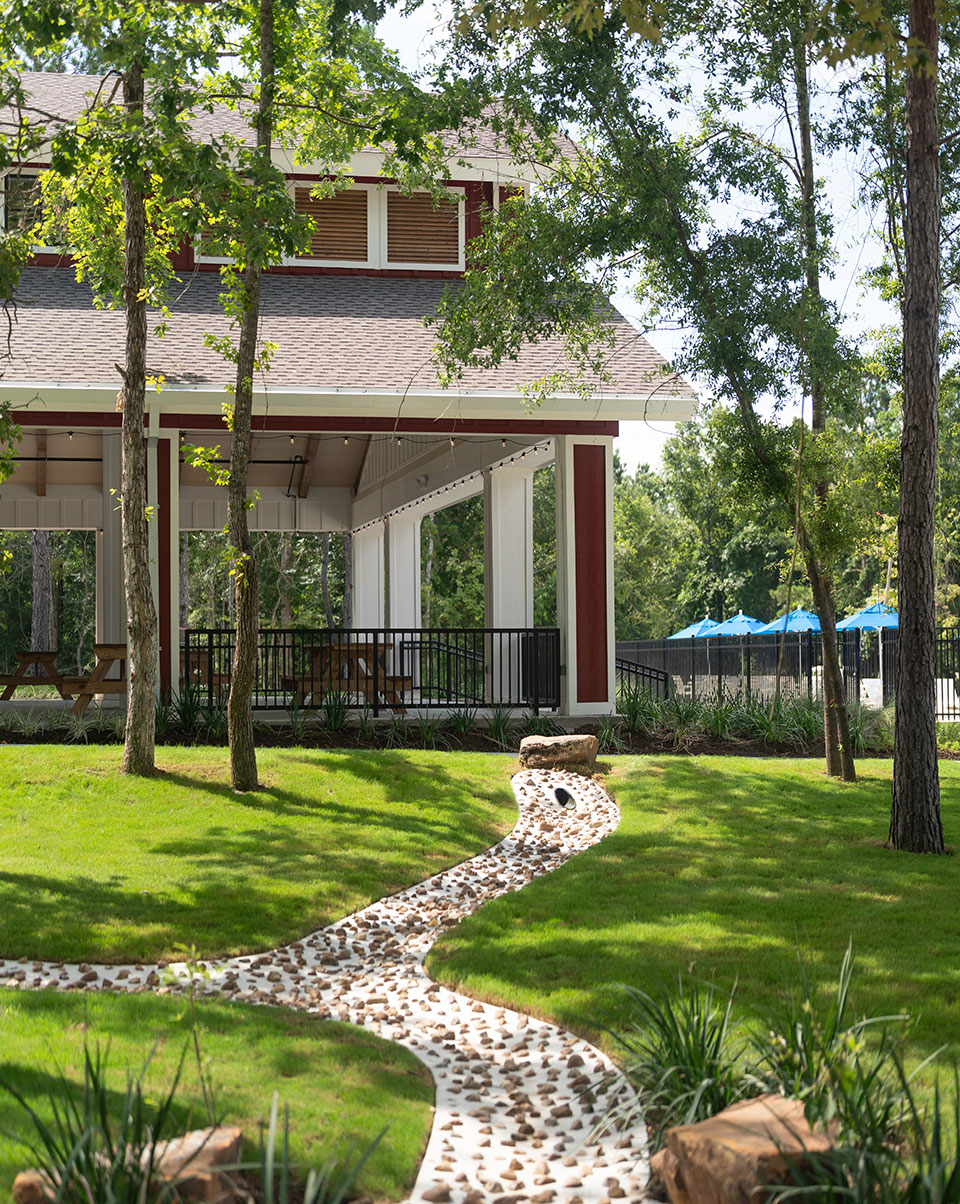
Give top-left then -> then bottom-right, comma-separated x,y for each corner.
181,626 -> 561,714
615,657 -> 671,700
615,628 -> 960,720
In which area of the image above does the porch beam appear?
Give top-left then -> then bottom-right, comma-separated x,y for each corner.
36,432 -> 46,497
298,434 -> 320,498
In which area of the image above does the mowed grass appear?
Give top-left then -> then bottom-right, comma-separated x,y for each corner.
0,747 -> 515,963
0,989 -> 432,1201
428,757 -> 960,1072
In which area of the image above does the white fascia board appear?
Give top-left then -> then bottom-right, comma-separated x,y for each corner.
2,381 -> 697,423
276,147 -> 542,186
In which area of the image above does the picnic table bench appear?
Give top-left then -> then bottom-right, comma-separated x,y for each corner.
284,640 -> 411,713
62,643 -> 128,717
0,651 -> 74,699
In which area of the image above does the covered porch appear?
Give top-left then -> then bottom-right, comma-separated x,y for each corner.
0,417 -> 618,717
0,266 -> 696,717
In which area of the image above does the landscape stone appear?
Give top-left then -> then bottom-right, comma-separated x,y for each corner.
12,1170 -> 55,1204
651,1094 -> 836,1204
518,735 -> 598,770
147,1126 -> 243,1204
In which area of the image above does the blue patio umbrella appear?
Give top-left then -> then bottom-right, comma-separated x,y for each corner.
667,615 -> 720,639
711,610 -> 767,636
836,601 -> 899,631
757,606 -> 822,634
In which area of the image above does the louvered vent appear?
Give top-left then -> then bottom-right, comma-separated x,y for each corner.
387,193 -> 460,264
296,187 -> 368,261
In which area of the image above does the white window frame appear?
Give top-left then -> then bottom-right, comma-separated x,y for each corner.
382,184 -> 465,272
282,180 -> 380,269
1,168 -> 62,254
194,180 -> 467,272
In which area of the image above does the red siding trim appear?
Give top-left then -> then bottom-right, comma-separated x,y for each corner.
12,411 -> 123,427
573,444 -> 608,703
12,412 -> 618,437
158,415 -> 620,436
157,439 -> 172,696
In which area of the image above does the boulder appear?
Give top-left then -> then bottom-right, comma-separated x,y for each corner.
13,1128 -> 245,1204
649,1095 -> 835,1204
147,1126 -> 244,1203
12,1171 -> 55,1204
518,734 -> 598,770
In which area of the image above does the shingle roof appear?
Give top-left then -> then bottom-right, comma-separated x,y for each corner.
5,265 -> 694,403
10,72 -> 579,161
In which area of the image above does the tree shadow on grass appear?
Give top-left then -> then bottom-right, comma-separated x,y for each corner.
429,757 -> 960,1060
0,753 -> 518,963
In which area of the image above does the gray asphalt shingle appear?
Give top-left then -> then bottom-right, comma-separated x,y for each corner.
5,265 -> 694,401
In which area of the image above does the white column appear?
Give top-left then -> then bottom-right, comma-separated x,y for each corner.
555,434 -> 616,717
484,464 -> 534,628
352,521 -> 384,629
386,512 -> 421,690
484,464 -> 534,706
387,513 -> 421,629
96,431 -> 126,646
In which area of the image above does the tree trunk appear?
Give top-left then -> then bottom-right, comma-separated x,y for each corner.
891,0 -> 944,852
30,529 -> 52,653
321,533 -> 334,628
424,521 -> 434,629
342,531 -> 353,629
793,14 -> 855,782
227,0 -> 274,791
120,57 -> 158,776
179,532 -> 190,629
279,533 -> 293,626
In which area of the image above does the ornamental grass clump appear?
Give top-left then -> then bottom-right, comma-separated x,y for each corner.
608,977 -> 753,1151
0,1040 -> 191,1204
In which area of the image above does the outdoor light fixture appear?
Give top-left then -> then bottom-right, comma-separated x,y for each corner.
344,436 -> 349,445
68,431 -> 73,440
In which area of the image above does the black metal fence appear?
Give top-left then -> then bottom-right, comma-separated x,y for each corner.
615,657 -> 670,700
615,628 -> 960,720
181,626 -> 561,714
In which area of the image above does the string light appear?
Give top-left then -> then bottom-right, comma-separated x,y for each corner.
289,436 -> 295,445
68,431 -> 73,441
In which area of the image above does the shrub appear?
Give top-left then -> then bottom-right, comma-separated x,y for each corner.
319,691 -> 349,733
486,703 -> 515,749
618,684 -> 664,734
446,706 -> 478,737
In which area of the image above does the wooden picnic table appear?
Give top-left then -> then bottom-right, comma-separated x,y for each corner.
293,639 -> 410,712
0,650 -> 74,699
63,643 -> 128,717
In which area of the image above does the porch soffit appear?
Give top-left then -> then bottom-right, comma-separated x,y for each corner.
5,269 -> 697,423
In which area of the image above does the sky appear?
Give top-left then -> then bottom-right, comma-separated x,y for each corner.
376,8 -> 897,472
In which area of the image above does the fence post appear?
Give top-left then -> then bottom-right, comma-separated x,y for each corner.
745,635 -> 751,698
690,638 -> 696,701
372,630 -> 380,719
532,629 -> 541,715
716,637 -> 722,700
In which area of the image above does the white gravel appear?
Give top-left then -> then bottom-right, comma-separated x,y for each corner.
0,769 -> 647,1204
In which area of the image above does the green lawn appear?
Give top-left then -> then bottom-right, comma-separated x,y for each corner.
428,756 -> 960,1073
0,989 -> 432,1201
0,747 -> 515,963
